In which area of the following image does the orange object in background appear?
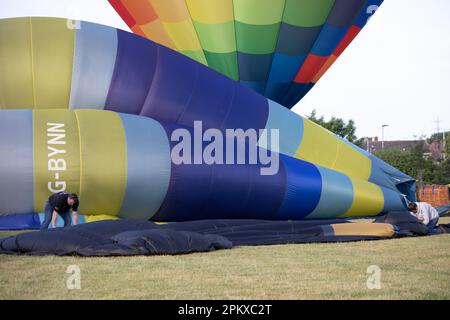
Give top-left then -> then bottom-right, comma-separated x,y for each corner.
417,185 -> 450,207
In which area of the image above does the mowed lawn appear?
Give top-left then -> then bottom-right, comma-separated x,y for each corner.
0,217 -> 449,300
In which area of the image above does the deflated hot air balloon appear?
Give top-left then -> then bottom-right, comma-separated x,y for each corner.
0,109 -> 408,221
0,18 -> 414,223
109,0 -> 384,107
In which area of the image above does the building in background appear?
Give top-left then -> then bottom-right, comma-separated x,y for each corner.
364,137 -> 444,162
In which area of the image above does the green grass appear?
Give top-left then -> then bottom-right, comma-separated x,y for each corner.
0,217 -> 449,300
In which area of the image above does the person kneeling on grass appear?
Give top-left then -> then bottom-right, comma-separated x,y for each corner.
408,202 -> 439,233
40,192 -> 79,230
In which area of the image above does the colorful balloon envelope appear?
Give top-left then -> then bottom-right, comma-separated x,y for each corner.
0,18 -> 415,222
109,0 -> 384,107
1,109 -> 408,221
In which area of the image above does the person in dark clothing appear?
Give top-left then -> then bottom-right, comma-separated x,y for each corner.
40,192 -> 79,230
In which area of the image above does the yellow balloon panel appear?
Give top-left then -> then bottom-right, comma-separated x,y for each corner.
33,109 -> 81,212
75,110 -> 127,216
295,119 -> 338,170
85,215 -> 119,222
0,18 -> 34,108
31,18 -> 74,109
186,0 -> 234,24
342,178 -> 384,217
163,19 -> 204,53
334,139 -> 371,181
295,118 -> 371,181
331,223 -> 394,237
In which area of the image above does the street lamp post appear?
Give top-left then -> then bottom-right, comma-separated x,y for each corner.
443,129 -> 448,161
381,124 -> 389,150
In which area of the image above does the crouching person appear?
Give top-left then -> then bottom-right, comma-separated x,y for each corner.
408,202 -> 440,233
40,192 -> 79,230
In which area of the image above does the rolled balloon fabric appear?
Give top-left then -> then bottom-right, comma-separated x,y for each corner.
0,17 -> 415,203
0,109 -> 406,221
109,0 -> 385,107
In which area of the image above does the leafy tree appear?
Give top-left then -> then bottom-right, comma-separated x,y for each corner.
307,110 -> 364,147
375,142 -> 450,184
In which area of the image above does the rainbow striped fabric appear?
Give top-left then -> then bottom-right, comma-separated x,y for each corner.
109,0 -> 384,107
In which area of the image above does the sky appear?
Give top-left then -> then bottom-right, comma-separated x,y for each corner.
1,0 -> 449,141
